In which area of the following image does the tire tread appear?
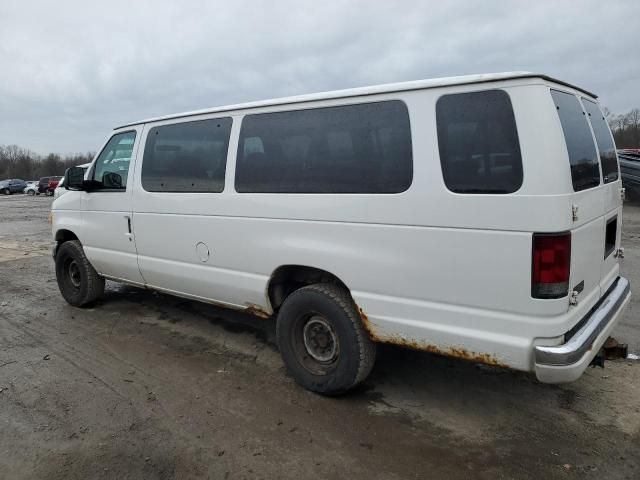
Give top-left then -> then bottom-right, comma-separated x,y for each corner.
56,240 -> 105,307
304,283 -> 376,387
277,283 -> 376,394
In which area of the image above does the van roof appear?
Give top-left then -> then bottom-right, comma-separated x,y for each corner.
115,72 -> 596,129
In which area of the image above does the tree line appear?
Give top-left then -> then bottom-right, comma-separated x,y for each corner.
608,108 -> 640,149
0,145 -> 94,181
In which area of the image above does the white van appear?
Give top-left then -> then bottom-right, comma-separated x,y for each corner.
52,72 -> 630,394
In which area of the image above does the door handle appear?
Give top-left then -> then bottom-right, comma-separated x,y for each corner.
124,215 -> 133,240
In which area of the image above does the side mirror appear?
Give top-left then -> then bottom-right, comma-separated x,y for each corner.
65,166 -> 86,190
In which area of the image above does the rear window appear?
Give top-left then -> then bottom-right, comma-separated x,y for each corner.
551,90 -> 600,191
582,98 -> 618,183
436,90 -> 523,194
235,101 -> 413,194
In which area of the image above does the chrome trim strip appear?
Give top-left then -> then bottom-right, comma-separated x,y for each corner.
535,277 -> 630,366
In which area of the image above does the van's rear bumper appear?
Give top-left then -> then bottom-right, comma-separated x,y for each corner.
534,276 -> 630,383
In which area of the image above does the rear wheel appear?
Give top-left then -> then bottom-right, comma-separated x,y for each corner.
55,240 -> 105,307
27,189 -> 35,196
2,188 -> 10,195
276,283 -> 376,395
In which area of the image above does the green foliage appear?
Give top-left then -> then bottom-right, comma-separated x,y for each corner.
0,146 -> 94,181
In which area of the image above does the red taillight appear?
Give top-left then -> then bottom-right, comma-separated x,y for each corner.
532,233 -> 571,299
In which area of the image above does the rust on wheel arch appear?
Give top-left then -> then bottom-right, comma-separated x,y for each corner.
244,303 -> 271,319
357,306 -> 509,368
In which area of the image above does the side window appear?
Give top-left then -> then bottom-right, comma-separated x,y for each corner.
92,131 -> 137,190
436,90 -> 523,194
243,136 -> 265,155
235,101 -> 413,193
551,90 -> 600,191
142,118 -> 232,193
582,98 -> 618,183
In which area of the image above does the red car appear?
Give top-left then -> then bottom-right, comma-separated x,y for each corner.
619,148 -> 640,156
46,176 -> 62,196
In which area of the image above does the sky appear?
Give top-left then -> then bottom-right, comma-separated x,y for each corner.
0,0 -> 639,154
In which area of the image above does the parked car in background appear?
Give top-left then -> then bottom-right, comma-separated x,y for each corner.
0,179 -> 27,195
619,148 -> 640,156
46,176 -> 62,196
38,177 -> 52,194
618,149 -> 640,194
24,181 -> 40,195
54,164 -> 91,199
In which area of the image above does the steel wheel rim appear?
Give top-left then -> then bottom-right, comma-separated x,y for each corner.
67,260 -> 82,288
302,316 -> 338,363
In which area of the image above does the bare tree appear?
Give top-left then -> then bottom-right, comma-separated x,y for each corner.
606,106 -> 640,148
0,144 -> 95,180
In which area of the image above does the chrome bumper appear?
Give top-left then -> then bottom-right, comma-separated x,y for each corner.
535,277 -> 630,366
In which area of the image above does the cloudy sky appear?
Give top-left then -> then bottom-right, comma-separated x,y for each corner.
1,0 -> 638,154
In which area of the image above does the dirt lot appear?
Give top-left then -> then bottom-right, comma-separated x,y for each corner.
0,194 -> 639,479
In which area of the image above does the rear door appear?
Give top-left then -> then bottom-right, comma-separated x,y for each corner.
581,98 -> 623,291
550,89 -> 621,304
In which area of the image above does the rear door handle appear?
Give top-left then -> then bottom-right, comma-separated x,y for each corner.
124,215 -> 132,239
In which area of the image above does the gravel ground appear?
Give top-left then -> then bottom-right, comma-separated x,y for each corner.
0,194 -> 638,479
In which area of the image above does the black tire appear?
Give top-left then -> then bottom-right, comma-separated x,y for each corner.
276,283 -> 376,395
55,240 -> 105,307
27,190 -> 35,196
2,188 -> 10,195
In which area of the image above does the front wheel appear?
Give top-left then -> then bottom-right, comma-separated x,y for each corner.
2,188 -> 10,195
55,240 -> 105,307
27,189 -> 35,196
276,283 -> 376,395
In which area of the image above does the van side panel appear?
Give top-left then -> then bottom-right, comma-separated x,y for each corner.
128,80 -> 618,373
